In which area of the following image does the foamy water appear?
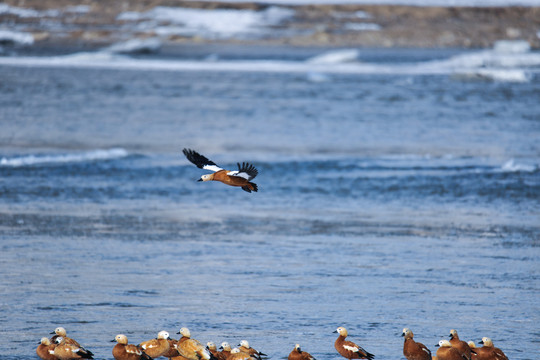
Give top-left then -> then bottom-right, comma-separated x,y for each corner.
1,42 -> 539,83
0,148 -> 128,167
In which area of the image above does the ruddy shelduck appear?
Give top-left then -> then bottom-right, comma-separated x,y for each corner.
52,333 -> 94,359
220,342 -> 232,360
163,337 -> 181,359
53,337 -> 94,360
288,344 -> 316,360
449,329 -> 472,360
112,334 -> 152,360
334,327 -> 375,360
50,327 -> 68,344
208,342 -> 226,360
139,331 -> 171,359
402,328 -> 431,360
474,337 -> 508,360
237,340 -> 266,359
183,148 -> 258,193
467,342 -> 477,360
435,340 -> 464,360
229,348 -> 255,360
174,327 -> 211,360
50,327 -> 87,350
37,337 -> 57,360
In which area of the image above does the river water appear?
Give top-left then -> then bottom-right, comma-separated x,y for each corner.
0,45 -> 539,359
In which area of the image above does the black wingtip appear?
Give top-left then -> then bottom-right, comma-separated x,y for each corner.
183,148 -> 217,169
242,182 -> 258,193
237,162 -> 258,180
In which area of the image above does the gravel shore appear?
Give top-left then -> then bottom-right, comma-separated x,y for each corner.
2,0 -> 540,50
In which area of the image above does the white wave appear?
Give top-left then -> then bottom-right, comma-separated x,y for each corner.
117,6 -> 293,40
0,53 -> 397,74
493,40 -> 531,54
501,159 -> 538,173
423,50 -> 540,71
0,42 -> 538,79
453,69 -> 532,83
307,49 -> 360,64
0,30 -> 34,45
0,148 -> 129,167
104,38 -> 162,54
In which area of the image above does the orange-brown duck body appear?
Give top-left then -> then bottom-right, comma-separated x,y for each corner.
219,342 -> 232,360
229,348 -> 255,360
139,331 -> 171,359
37,337 -> 58,360
288,344 -> 315,360
112,334 -> 152,360
449,330 -> 472,360
435,340 -> 464,360
53,338 -> 94,360
50,327 -> 84,349
173,327 -> 211,360
473,338 -> 508,360
402,328 -> 431,360
207,342 -> 225,360
334,327 -> 374,360
238,340 -> 266,359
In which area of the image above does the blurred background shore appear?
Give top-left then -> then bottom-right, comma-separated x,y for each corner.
1,0 -> 540,55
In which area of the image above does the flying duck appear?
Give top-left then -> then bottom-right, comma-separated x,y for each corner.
183,149 -> 258,193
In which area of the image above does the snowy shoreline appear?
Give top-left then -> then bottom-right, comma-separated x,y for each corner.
1,0 -> 540,50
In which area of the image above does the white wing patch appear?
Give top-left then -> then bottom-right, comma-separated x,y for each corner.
343,345 -> 359,352
203,165 -> 223,172
227,170 -> 249,180
127,348 -> 142,355
422,348 -> 430,354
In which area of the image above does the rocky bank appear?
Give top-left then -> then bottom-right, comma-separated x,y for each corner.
1,0 -> 540,50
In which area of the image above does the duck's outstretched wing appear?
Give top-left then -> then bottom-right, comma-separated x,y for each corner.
228,162 -> 258,180
183,148 -> 223,172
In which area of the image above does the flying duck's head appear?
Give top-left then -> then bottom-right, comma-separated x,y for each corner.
199,174 -> 213,182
